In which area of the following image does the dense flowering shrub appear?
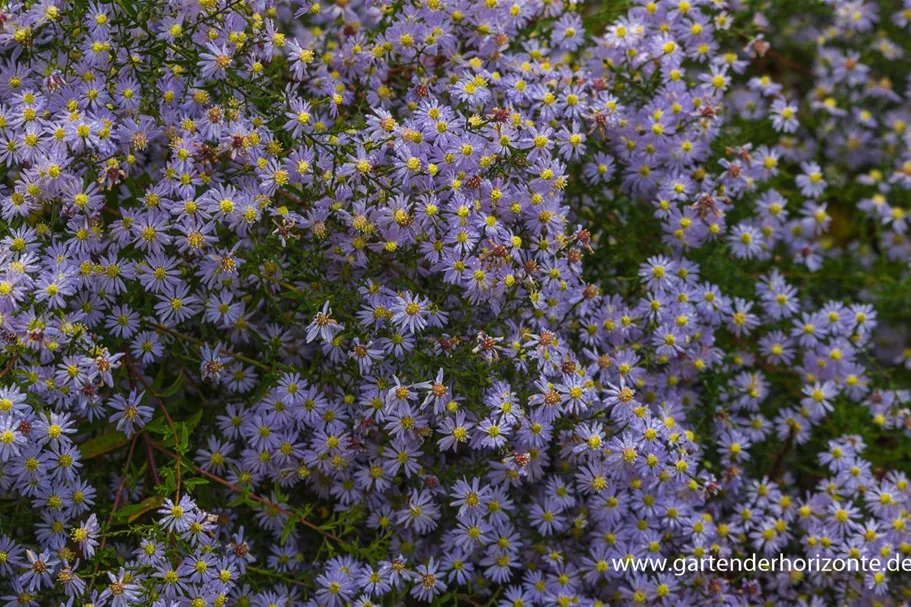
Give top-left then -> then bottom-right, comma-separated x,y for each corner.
3,0 -> 911,604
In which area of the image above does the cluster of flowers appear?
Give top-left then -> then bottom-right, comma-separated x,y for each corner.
1,0 -> 911,604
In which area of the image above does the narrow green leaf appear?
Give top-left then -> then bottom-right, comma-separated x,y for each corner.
178,424 -> 189,453
184,408 -> 203,432
115,496 -> 165,524
158,370 -> 185,398
183,477 -> 209,489
145,415 -> 170,436
280,519 -> 297,545
79,430 -> 129,459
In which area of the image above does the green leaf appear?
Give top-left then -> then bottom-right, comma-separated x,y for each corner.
115,496 -> 165,524
150,362 -> 169,392
183,477 -> 209,490
227,494 -> 249,508
280,518 -> 297,545
178,424 -> 189,453
184,408 -> 203,432
145,415 -> 171,436
79,430 -> 129,459
158,370 -> 185,398
155,466 -> 178,496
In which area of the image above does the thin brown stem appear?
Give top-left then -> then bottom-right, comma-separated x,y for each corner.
123,350 -> 182,500
142,433 -> 162,486
151,323 -> 277,372
95,434 -> 139,569
0,354 -> 19,379
151,443 -> 345,545
246,564 -> 311,588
